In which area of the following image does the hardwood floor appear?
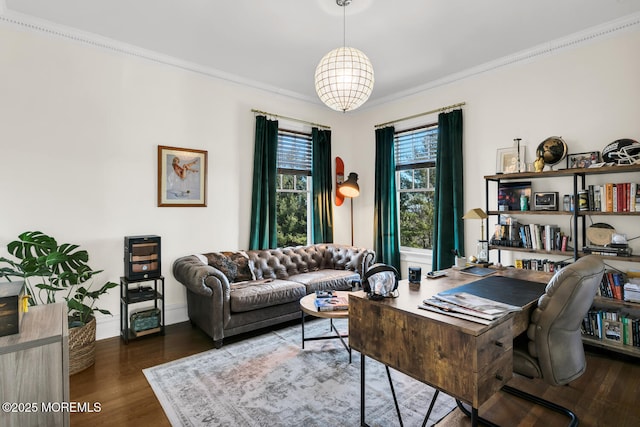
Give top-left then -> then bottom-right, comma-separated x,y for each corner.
70,321 -> 640,426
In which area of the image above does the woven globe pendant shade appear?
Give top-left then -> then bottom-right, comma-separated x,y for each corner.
314,46 -> 374,112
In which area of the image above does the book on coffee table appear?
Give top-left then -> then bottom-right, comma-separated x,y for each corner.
314,296 -> 348,312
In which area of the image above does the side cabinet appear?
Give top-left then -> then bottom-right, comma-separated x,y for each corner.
0,303 -> 69,427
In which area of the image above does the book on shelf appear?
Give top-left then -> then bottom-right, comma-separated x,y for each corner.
593,182 -> 639,212
583,306 -> 640,348
514,258 -> 570,272
314,296 -> 348,311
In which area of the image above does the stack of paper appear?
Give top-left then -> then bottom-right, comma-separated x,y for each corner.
419,292 -> 521,325
624,279 -> 640,303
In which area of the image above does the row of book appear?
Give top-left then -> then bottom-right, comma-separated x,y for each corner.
582,308 -> 640,347
579,182 -> 640,212
598,271 -> 626,300
597,271 -> 640,302
513,258 -> 571,273
491,221 -> 570,252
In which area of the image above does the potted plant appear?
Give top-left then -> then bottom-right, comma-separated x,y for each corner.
0,231 -> 118,374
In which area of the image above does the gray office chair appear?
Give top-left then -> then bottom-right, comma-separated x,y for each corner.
457,255 -> 605,427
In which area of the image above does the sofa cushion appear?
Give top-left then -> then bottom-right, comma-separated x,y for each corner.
229,279 -> 306,313
288,269 -> 359,294
203,251 -> 255,283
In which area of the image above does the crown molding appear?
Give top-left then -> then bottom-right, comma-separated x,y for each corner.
1,8 -> 639,110
361,11 -> 640,111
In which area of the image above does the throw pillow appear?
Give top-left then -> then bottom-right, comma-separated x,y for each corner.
203,252 -> 238,282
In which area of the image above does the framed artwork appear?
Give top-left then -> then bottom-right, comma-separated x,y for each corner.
496,147 -> 525,174
497,181 -> 532,211
567,151 -> 601,169
157,145 -> 207,207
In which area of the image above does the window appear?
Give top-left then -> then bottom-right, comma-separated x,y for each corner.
395,124 -> 438,250
276,129 -> 312,247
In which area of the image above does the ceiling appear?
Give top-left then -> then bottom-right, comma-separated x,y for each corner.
3,0 -> 640,109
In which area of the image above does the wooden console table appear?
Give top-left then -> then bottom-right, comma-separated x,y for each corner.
349,268 -> 552,427
0,303 -> 70,427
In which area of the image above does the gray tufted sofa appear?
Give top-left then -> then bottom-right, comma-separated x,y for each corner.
173,244 -> 375,348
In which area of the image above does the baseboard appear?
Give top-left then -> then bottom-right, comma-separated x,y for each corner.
95,302 -> 188,341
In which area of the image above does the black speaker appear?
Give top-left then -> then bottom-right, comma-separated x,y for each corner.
408,267 -> 421,284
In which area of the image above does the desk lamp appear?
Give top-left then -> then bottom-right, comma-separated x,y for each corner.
462,208 -> 489,263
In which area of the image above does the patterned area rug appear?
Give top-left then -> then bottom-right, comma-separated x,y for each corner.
143,319 -> 456,427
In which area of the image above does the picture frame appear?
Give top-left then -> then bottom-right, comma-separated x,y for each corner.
157,145 -> 207,207
603,319 -> 623,346
496,147 -> 526,174
566,151 -> 600,169
497,181 -> 532,211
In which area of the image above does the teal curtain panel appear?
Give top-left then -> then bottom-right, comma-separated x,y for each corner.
374,126 -> 401,271
311,127 -> 334,243
249,115 -> 279,250
433,109 -> 464,270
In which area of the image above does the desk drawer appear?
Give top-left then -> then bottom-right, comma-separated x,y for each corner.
478,351 -> 513,403
477,318 -> 512,368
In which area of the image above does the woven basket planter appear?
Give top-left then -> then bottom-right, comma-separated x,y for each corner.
69,316 -> 96,375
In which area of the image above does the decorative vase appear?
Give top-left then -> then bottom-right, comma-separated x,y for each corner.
68,316 -> 96,375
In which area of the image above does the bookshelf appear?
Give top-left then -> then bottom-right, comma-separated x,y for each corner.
484,163 -> 640,356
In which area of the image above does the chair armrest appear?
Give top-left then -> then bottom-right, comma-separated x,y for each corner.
172,255 -> 231,298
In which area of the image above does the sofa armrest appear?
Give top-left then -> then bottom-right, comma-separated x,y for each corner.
352,248 -> 376,279
172,255 -> 231,298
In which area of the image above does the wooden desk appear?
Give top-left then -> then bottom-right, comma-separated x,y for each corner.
348,268 -> 552,427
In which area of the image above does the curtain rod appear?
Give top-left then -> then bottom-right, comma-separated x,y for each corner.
374,102 -> 466,129
251,109 -> 331,130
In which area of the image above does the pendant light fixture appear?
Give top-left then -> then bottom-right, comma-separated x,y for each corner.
314,0 -> 374,112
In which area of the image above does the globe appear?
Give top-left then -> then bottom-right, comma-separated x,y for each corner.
536,137 -> 567,166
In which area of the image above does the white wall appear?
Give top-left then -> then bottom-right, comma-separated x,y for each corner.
0,25 -> 356,339
2,23 -> 639,340
348,27 -> 640,276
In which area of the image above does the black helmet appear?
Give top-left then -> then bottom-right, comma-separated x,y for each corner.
602,139 -> 640,164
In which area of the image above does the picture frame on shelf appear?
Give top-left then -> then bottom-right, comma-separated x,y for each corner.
496,147 -> 526,174
157,145 -> 208,207
497,181 -> 531,211
603,319 -> 623,346
567,151 -> 600,169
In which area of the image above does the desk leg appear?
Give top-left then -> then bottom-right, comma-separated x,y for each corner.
456,399 -> 497,427
360,353 -> 368,427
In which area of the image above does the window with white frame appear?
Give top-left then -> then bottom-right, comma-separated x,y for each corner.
395,124 -> 438,250
276,129 -> 312,246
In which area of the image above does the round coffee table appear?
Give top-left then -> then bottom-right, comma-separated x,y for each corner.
299,291 -> 352,362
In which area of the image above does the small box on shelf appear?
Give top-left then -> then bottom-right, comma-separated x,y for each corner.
0,281 -> 26,337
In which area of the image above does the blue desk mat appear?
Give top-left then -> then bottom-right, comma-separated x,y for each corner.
438,276 -> 548,307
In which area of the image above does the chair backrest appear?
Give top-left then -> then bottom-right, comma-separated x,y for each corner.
525,255 -> 604,386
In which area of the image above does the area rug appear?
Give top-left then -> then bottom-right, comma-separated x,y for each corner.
143,319 -> 456,427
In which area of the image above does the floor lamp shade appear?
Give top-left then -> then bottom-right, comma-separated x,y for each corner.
338,172 -> 360,198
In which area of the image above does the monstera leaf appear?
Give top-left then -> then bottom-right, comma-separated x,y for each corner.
1,230 -> 116,326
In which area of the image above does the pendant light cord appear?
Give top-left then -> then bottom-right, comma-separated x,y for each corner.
342,1 -> 346,48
